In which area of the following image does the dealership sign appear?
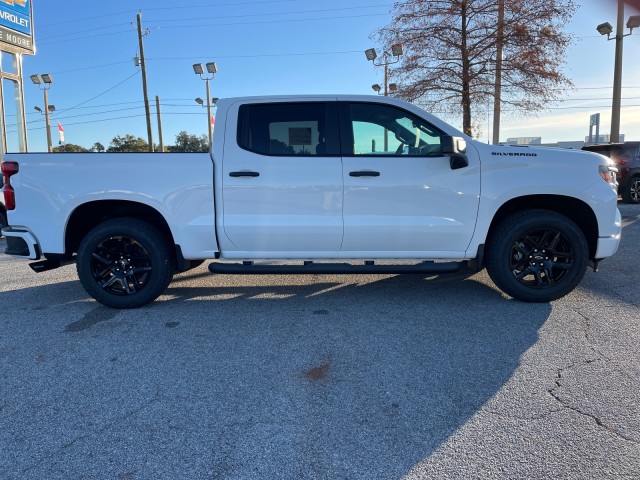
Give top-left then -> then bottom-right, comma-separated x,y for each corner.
0,0 -> 34,53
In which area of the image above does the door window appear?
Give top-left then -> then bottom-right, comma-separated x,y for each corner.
237,102 -> 339,156
344,103 -> 443,156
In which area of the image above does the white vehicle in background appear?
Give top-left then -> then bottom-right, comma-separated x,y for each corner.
1,95 -> 621,308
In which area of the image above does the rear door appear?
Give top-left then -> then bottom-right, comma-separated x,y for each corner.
221,100 -> 343,254
339,101 -> 481,255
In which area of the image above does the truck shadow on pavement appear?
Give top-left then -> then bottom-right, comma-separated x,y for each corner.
1,264 -> 551,478
144,270 -> 550,478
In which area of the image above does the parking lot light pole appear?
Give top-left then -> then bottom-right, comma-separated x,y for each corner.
365,45 -> 403,151
30,74 -> 54,152
597,1 -> 640,143
193,62 -> 218,147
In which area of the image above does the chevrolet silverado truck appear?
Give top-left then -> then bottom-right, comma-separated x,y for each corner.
1,95 -> 622,308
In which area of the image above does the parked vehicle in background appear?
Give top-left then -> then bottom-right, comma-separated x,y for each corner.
583,142 -> 640,204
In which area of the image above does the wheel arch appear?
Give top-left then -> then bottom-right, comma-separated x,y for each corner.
486,195 -> 599,259
65,200 -> 176,258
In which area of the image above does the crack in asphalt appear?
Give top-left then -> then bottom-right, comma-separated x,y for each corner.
547,366 -> 638,445
545,308 -> 638,445
19,391 -> 162,476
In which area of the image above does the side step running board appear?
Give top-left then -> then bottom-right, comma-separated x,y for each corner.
208,261 -> 461,275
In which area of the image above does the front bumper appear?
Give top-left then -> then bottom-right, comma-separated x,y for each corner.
595,207 -> 621,259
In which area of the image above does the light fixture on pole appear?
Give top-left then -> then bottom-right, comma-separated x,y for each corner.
30,74 -> 54,152
365,44 -> 403,151
596,3 -> 640,143
364,44 -> 403,97
193,62 -> 218,147
34,105 -> 55,113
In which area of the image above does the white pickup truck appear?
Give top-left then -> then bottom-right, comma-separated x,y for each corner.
1,95 -> 621,308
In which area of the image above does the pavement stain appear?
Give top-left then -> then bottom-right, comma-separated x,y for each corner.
304,362 -> 331,381
64,307 -> 118,333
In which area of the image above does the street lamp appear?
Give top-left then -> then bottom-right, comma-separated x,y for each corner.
365,44 -> 403,151
596,2 -> 640,143
193,62 -> 218,147
30,73 -> 54,152
34,105 -> 55,114
364,44 -> 403,97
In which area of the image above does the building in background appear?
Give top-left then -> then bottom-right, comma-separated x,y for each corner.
0,0 -> 35,153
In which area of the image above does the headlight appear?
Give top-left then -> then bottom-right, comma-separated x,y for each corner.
599,164 -> 618,187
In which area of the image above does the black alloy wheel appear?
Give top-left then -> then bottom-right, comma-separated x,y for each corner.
90,236 -> 153,296
507,228 -> 574,289
77,218 -> 174,308
622,177 -> 640,204
486,210 -> 588,302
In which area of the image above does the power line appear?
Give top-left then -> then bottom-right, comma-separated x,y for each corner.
36,0 -> 302,28
50,61 -> 134,76
37,12 -> 389,45
17,112 -> 207,132
145,4 -> 393,23
148,50 -> 364,60
56,70 -> 141,116
38,30 -> 135,47
37,22 -> 131,41
150,12 -> 389,29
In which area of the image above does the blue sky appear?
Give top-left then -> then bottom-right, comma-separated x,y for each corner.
7,0 -> 640,151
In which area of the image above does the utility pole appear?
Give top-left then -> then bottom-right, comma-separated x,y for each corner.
43,89 -> 52,152
136,11 -> 154,152
156,96 -> 164,152
611,0 -> 624,143
492,0 -> 504,145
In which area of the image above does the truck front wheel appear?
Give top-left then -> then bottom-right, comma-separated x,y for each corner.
76,218 -> 174,309
485,210 -> 588,302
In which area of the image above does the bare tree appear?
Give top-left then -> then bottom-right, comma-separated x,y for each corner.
373,0 -> 577,138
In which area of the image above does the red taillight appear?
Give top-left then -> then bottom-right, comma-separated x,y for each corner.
1,161 -> 19,211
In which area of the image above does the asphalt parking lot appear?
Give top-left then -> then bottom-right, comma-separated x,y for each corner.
1,204 -> 639,479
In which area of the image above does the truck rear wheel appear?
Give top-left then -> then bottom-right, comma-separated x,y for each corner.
0,210 -> 6,237
76,218 -> 174,309
485,210 -> 588,302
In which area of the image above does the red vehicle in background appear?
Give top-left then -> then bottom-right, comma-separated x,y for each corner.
583,142 -> 640,204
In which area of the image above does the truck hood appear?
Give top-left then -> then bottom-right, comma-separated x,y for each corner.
471,142 -> 615,168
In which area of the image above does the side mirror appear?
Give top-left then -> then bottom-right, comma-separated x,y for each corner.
441,135 -> 467,155
441,135 -> 469,170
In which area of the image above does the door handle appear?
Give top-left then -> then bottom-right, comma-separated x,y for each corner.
229,171 -> 260,177
349,171 -> 380,177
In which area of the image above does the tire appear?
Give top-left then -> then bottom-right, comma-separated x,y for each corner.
0,209 -> 6,238
621,176 -> 640,204
76,218 -> 174,309
485,209 -> 588,302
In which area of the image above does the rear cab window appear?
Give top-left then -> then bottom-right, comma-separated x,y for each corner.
237,102 -> 340,156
